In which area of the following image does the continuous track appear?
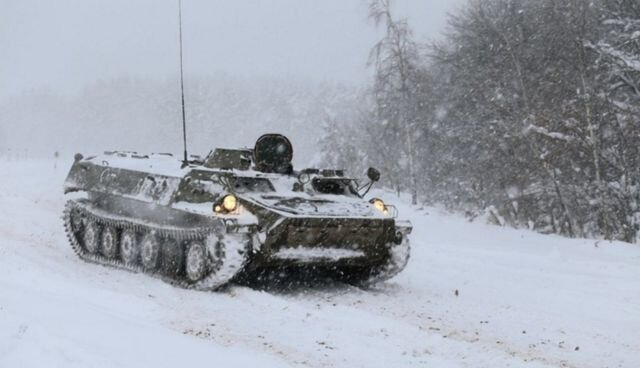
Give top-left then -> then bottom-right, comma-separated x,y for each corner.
63,199 -> 249,291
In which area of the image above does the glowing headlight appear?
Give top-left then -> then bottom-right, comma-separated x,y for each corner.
222,194 -> 238,212
371,198 -> 386,213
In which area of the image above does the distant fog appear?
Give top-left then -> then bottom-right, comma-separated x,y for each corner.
0,0 -> 462,164
0,75 -> 360,166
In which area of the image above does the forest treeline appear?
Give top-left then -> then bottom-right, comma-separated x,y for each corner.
322,0 -> 640,243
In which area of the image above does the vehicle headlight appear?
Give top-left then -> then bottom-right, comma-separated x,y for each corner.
371,198 -> 386,213
214,194 -> 239,214
222,194 -> 238,211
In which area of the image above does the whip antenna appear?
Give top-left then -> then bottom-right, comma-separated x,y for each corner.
178,0 -> 189,167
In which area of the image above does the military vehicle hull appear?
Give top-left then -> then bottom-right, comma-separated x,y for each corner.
63,136 -> 411,291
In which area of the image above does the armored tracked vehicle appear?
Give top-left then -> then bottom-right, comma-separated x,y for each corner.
63,134 -> 411,290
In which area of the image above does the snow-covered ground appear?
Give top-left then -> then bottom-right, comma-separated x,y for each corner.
1,159 -> 638,368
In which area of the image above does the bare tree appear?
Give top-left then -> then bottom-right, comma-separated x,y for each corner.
368,0 -> 424,204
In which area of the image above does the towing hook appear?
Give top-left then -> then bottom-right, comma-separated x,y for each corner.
393,231 -> 404,245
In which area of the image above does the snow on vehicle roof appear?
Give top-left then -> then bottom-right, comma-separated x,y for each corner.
85,153 -> 190,177
81,152 -> 386,218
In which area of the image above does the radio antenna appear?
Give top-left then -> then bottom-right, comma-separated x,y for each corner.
178,0 -> 189,167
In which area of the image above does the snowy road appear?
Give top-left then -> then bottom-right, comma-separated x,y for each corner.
1,159 -> 638,368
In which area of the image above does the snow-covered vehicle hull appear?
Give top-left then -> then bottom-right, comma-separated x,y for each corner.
62,135 -> 411,290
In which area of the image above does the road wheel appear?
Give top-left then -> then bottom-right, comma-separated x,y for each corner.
161,238 -> 183,276
100,225 -> 118,259
83,220 -> 100,254
141,233 -> 160,270
120,229 -> 139,265
185,242 -> 208,282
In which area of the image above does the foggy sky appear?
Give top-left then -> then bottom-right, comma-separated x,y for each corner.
1,0 -> 463,98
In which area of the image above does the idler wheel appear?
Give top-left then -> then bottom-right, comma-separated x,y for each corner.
140,233 -> 160,270
70,208 -> 84,232
83,220 -> 100,254
120,229 -> 139,265
100,225 -> 118,259
186,242 -> 208,282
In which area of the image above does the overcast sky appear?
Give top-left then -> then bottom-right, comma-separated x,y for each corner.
1,0 -> 464,98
